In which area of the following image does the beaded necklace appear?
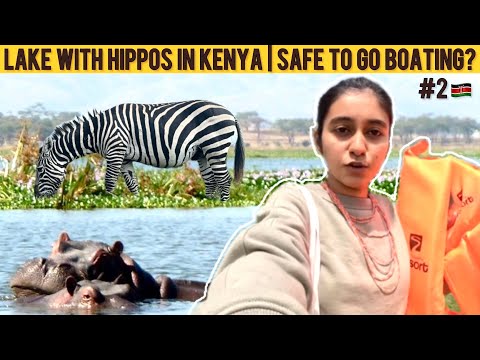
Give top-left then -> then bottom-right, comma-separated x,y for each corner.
322,182 -> 400,295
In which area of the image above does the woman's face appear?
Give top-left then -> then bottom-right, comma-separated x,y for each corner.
320,89 -> 390,197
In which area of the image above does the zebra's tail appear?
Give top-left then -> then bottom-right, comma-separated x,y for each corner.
234,120 -> 245,183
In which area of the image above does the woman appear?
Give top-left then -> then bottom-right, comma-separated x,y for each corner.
190,76 -> 410,315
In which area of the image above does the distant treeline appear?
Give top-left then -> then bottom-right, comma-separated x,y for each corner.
1,103 -> 479,146
0,103 -> 80,145
394,115 -> 480,144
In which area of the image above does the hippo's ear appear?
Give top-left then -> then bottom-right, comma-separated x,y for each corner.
50,231 -> 72,257
111,241 -> 124,254
66,276 -> 77,296
58,231 -> 71,243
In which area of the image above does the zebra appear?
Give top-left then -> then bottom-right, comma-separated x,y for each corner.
34,100 -> 245,201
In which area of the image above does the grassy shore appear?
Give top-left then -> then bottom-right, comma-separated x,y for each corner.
2,144 -> 480,161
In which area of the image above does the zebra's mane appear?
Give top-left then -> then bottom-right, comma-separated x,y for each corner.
50,109 -> 101,141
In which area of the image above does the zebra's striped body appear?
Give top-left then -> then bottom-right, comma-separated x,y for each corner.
34,100 -> 245,201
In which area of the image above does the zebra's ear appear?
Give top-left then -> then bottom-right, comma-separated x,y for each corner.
42,138 -> 53,153
39,143 -> 45,154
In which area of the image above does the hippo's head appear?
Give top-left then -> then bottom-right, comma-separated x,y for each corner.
63,277 -> 137,311
10,232 -> 135,297
16,276 -> 137,313
10,257 -> 80,297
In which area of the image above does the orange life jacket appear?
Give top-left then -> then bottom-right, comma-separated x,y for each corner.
395,137 -> 480,315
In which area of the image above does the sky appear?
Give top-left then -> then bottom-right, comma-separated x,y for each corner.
1,73 -> 479,123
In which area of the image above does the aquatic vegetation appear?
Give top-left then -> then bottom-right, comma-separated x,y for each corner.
0,157 -> 398,210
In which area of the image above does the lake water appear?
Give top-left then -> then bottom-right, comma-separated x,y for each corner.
0,207 -> 257,315
225,157 -> 402,171
70,156 -> 480,172
68,156 -> 404,172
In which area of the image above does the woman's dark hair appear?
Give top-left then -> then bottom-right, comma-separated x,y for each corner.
313,76 -> 393,152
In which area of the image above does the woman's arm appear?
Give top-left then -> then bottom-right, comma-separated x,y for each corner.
190,182 -> 315,315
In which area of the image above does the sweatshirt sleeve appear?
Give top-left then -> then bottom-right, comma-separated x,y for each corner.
190,181 -> 314,315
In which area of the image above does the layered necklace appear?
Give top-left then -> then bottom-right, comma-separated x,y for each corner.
322,182 -> 400,295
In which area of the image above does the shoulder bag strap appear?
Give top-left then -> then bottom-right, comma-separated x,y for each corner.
298,185 -> 321,315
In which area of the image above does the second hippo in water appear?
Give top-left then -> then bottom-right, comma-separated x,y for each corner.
16,276 -> 137,313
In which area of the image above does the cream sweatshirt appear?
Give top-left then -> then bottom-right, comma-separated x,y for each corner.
190,180 -> 410,315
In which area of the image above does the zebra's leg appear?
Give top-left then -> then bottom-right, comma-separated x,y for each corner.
104,156 -> 124,194
197,155 -> 217,199
205,153 -> 232,202
215,170 -> 232,202
121,161 -> 139,195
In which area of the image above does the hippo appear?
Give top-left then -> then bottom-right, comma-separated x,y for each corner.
10,231 -> 206,303
157,276 -> 206,302
15,276 -> 137,313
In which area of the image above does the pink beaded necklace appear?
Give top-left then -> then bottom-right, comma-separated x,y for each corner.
322,181 -> 400,294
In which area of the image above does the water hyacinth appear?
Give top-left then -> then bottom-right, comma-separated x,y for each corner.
0,157 -> 399,209
244,168 -> 325,190
372,170 -> 398,195
374,170 -> 397,184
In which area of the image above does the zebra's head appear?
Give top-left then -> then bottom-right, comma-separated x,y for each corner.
34,137 -> 67,198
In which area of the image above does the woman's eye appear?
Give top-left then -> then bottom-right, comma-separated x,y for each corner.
335,127 -> 349,134
368,129 -> 383,137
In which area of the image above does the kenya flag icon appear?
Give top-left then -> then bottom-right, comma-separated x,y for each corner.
451,83 -> 472,97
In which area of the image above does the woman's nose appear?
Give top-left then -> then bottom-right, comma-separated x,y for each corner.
349,132 -> 367,156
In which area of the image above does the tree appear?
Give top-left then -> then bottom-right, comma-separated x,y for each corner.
235,111 -> 270,144
457,118 -> 480,143
235,111 -> 257,132
273,118 -> 312,146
